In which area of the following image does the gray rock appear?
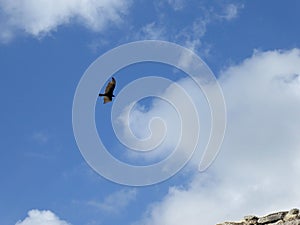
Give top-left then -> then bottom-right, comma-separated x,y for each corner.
245,215 -> 258,221
258,212 -> 287,224
216,209 -> 300,225
216,222 -> 245,225
244,215 -> 258,225
268,220 -> 284,225
288,209 -> 299,215
283,219 -> 300,225
284,209 -> 300,222
285,214 -> 298,222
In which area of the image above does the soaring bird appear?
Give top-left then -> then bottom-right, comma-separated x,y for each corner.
99,77 -> 116,104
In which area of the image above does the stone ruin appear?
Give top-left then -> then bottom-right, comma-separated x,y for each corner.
217,209 -> 300,225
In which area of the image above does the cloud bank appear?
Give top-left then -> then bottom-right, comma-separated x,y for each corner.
131,48 -> 300,225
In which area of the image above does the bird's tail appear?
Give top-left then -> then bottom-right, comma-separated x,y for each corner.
99,94 -> 105,96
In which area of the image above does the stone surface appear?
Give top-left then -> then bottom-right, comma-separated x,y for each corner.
284,219 -> 300,225
284,214 -> 299,222
244,215 -> 259,225
284,209 -> 300,222
216,222 -> 245,225
216,209 -> 300,225
289,209 -> 299,215
268,220 -> 284,225
258,212 -> 287,224
245,215 -> 259,221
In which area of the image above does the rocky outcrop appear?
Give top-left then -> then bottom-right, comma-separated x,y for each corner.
217,209 -> 300,225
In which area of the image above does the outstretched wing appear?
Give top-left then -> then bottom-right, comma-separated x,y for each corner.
104,77 -> 116,95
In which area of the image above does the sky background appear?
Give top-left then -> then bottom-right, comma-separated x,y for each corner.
1,0 -> 300,225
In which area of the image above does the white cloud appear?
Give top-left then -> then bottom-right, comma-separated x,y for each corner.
166,0 -> 185,11
174,3 -> 243,54
16,209 -> 71,225
132,49 -> 300,225
87,188 -> 137,213
115,77 -> 211,165
0,0 -> 131,42
32,131 -> 49,144
136,22 -> 166,40
219,3 -> 243,21
175,18 -> 208,52
133,2 -> 242,56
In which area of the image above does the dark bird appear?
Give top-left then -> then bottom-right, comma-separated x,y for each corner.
99,77 -> 116,104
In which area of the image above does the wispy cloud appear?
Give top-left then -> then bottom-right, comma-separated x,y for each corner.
134,22 -> 166,40
218,3 -> 244,21
31,131 -> 49,144
130,1 -> 243,58
165,0 -> 185,11
87,188 -> 137,214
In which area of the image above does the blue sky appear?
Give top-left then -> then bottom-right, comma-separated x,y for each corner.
1,1 -> 300,225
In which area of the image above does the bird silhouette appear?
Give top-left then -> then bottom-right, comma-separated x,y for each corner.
99,77 -> 116,104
